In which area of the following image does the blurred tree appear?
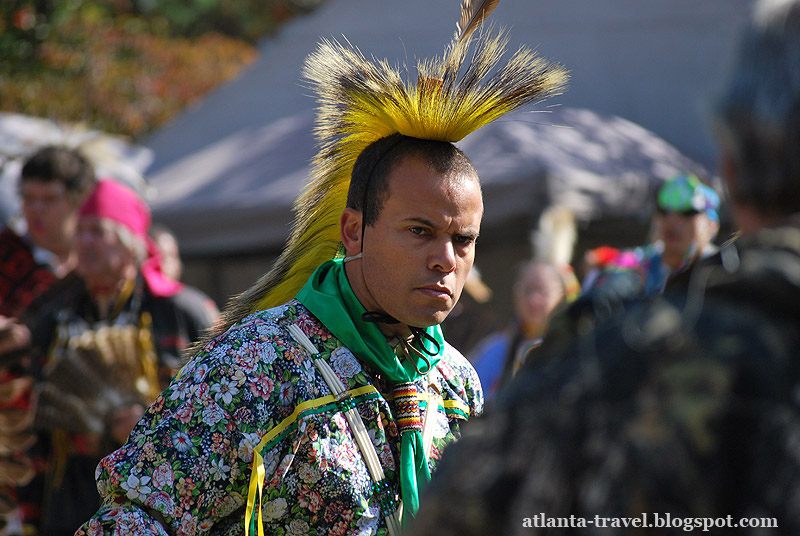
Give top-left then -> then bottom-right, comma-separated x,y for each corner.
133,0 -> 323,40
0,0 -> 325,139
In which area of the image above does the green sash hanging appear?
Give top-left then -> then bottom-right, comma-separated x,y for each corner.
295,258 -> 443,520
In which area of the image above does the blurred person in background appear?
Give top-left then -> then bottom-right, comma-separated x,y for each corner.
0,146 -> 95,535
0,146 -> 96,350
407,1 -> 800,534
469,260 -> 579,402
149,224 -> 183,282
16,179 -> 219,536
582,172 -> 721,300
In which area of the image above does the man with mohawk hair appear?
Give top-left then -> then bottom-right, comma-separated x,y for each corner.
76,2 -> 567,535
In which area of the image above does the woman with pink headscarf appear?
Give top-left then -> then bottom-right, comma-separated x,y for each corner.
18,179 -> 219,536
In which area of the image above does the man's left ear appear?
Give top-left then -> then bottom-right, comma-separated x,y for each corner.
340,208 -> 363,255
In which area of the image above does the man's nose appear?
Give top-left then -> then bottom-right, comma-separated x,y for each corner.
429,239 -> 457,273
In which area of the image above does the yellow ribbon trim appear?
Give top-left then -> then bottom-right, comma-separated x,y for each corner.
442,398 -> 470,417
245,449 -> 265,536
244,384 -> 379,536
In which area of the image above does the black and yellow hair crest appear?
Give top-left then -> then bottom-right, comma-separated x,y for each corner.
214,0 -> 568,336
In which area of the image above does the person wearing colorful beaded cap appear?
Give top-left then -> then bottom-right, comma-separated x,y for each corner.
74,2 -> 567,536
583,172 -> 721,300
655,172 -> 721,271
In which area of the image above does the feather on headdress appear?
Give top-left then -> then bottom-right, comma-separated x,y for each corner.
209,0 -> 568,340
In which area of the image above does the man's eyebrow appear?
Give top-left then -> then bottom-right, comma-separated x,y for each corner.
405,216 -> 437,227
405,217 -> 480,238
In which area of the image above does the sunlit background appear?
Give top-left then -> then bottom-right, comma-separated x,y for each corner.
1,0 -> 756,352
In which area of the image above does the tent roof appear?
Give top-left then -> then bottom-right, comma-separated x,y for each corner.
149,111 -> 315,256
143,0 -> 750,257
143,0 -> 754,176
149,107 -> 714,257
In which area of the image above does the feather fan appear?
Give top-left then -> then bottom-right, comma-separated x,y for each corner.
33,325 -> 159,437
200,0 -> 568,346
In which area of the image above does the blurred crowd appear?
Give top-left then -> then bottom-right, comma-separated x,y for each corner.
465,171 -> 722,404
0,147 -> 219,535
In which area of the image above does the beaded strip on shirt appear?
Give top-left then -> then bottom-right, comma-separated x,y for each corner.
286,323 -> 404,536
392,383 -> 422,434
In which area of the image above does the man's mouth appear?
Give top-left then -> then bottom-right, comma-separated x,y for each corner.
417,285 -> 453,300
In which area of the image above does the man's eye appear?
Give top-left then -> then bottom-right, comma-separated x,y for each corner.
455,235 -> 476,245
409,227 -> 428,236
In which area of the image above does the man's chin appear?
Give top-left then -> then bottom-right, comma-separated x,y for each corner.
405,308 -> 453,329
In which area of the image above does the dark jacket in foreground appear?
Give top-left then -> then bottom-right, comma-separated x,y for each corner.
408,216 -> 800,536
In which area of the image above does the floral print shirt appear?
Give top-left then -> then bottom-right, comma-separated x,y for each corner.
75,300 -> 483,536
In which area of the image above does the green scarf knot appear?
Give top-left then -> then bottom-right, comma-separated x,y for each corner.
295,258 -> 443,522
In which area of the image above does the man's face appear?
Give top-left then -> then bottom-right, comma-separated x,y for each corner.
346,155 -> 483,328
76,216 -> 135,286
655,210 -> 714,260
21,179 -> 78,253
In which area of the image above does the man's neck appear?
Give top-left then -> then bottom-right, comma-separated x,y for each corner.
662,250 -> 687,271
344,258 -> 413,342
377,322 -> 414,344
520,322 -> 546,340
29,240 -> 75,278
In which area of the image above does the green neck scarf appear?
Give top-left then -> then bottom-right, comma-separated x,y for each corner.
295,258 -> 443,521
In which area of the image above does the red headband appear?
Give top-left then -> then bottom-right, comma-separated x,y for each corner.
79,179 -> 150,239
80,179 -> 182,297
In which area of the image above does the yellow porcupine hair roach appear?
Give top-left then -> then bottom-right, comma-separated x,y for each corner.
207,1 -> 569,344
